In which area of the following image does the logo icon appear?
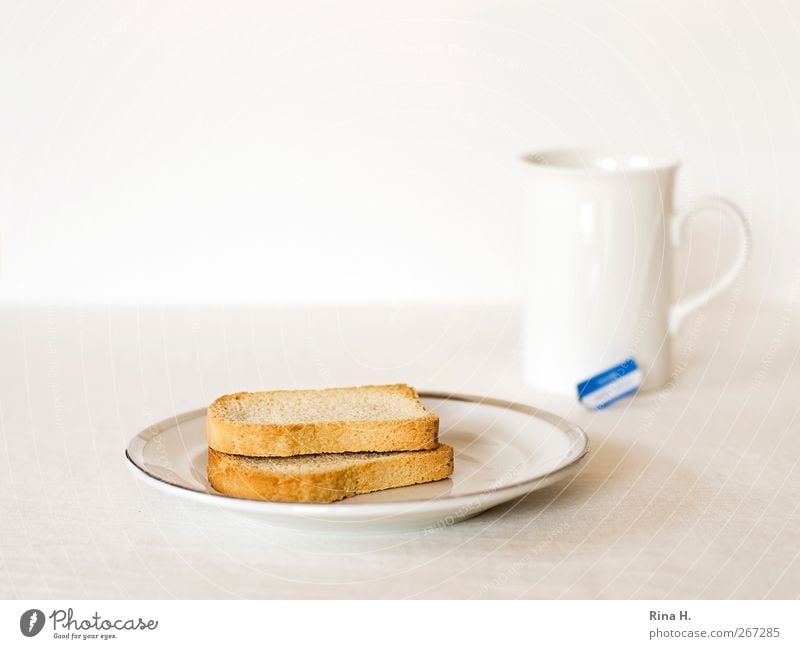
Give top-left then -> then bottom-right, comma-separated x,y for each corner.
20,609 -> 45,637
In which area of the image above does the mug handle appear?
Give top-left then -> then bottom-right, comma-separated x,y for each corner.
669,196 -> 752,335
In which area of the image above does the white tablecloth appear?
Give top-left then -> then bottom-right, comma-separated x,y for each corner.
1,301 -> 797,598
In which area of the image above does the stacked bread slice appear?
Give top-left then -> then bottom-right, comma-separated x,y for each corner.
206,384 -> 454,503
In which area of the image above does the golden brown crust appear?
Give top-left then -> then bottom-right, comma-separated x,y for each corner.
206,384 -> 439,456
207,444 -> 454,503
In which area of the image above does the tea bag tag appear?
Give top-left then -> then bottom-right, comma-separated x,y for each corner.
577,358 -> 641,409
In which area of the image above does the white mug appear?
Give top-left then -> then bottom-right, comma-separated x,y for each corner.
520,149 -> 750,394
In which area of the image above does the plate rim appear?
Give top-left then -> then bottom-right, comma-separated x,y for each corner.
125,391 -> 590,511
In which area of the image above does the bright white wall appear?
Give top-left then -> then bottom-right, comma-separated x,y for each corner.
1,0 -> 798,304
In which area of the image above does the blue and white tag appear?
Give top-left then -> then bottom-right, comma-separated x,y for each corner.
577,358 -> 642,410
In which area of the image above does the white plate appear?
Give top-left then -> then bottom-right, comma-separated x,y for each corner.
125,393 -> 589,533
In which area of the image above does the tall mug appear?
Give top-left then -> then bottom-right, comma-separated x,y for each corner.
520,149 -> 750,395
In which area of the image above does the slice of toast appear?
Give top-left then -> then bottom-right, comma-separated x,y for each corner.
207,444 -> 454,503
206,384 -> 438,457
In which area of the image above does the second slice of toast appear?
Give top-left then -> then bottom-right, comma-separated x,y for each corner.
207,444 -> 454,503
206,384 -> 438,457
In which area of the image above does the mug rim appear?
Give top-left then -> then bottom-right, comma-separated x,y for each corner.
521,148 -> 681,175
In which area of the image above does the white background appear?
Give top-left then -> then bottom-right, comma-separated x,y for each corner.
1,0 -> 798,304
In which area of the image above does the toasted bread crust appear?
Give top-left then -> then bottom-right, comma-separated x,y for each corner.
207,444 -> 454,503
206,384 -> 439,456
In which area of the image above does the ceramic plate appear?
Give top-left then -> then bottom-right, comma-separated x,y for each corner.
125,392 -> 589,533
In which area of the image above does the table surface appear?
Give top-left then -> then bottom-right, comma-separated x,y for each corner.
1,301 -> 798,599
